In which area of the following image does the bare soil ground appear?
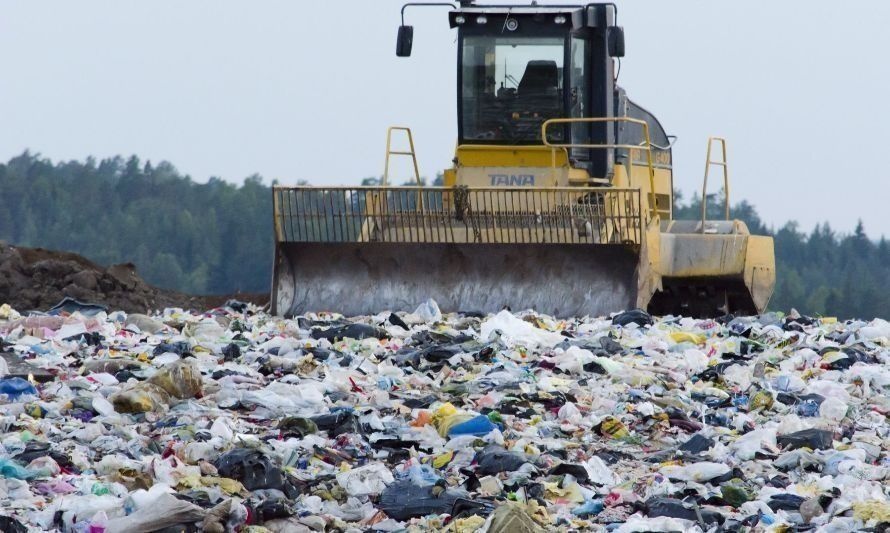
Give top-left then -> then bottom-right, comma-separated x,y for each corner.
0,243 -> 268,314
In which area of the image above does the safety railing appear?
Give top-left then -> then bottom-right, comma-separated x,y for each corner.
273,186 -> 643,245
700,136 -> 730,232
541,117 -> 659,220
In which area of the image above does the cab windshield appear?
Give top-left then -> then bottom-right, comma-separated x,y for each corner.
461,35 -> 566,143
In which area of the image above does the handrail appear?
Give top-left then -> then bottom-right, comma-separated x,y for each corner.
273,185 -> 641,192
272,186 -> 644,245
383,126 -> 422,187
541,116 -> 659,220
700,136 -> 730,232
648,135 -> 678,151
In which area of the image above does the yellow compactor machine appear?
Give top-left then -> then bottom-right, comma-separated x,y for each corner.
271,2 -> 775,318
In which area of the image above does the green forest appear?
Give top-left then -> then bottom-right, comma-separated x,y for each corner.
1,151 -> 888,318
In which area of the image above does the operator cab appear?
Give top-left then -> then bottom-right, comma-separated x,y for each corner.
455,13 -> 567,144
398,2 -> 672,181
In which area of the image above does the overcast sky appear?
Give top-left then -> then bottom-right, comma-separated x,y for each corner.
1,1 -> 889,237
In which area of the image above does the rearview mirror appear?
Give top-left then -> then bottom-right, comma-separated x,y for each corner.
608,26 -> 625,57
396,25 -> 414,57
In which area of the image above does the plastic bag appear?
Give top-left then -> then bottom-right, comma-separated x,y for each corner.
123,314 -> 164,334
92,395 -> 117,417
147,358 -> 203,399
852,500 -> 890,522
659,462 -> 730,482
336,463 -> 394,496
645,497 -> 724,525
553,346 -> 595,374
0,377 -> 38,399
0,515 -> 27,533
819,396 -> 848,421
776,428 -> 834,450
480,310 -> 564,348
109,382 -> 171,413
182,318 -> 226,341
214,448 -> 291,493
105,492 -> 205,533
377,480 -> 462,521
310,323 -> 389,342
0,303 -> 22,320
485,502 -> 543,533
447,415 -> 498,437
611,309 -> 653,327
202,499 -> 248,533
614,514 -> 696,533
584,456 -> 620,486
0,458 -> 35,480
412,299 -> 442,322
475,446 -> 530,476
403,463 -> 441,487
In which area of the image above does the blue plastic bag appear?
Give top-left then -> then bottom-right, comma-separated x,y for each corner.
0,458 -> 36,480
448,415 -> 498,437
0,377 -> 38,400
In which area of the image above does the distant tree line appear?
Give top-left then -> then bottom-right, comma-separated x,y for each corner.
0,152 -> 271,295
674,192 -> 890,319
1,152 -> 888,318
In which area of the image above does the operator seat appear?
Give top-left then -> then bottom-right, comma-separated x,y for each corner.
516,60 -> 561,138
518,60 -> 559,96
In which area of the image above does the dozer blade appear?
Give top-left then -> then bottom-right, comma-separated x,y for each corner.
271,186 -> 648,318
272,242 -> 639,318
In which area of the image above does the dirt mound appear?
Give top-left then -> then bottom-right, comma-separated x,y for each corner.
0,243 -> 267,314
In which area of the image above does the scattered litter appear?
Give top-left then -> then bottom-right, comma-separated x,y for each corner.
0,300 -> 888,531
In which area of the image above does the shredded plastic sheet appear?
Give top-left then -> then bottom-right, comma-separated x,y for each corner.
0,303 -> 888,531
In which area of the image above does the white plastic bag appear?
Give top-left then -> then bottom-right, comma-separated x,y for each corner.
585,455 -> 620,486
659,462 -> 730,482
336,463 -> 394,496
105,492 -> 205,533
820,396 -> 849,422
553,346 -> 595,374
412,299 -> 442,322
614,514 -> 698,533
480,310 -> 563,348
92,395 -> 117,417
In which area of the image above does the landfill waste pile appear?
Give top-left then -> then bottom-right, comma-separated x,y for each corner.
0,298 -> 889,532
0,243 -> 266,314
